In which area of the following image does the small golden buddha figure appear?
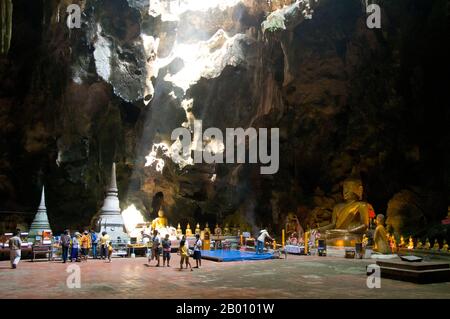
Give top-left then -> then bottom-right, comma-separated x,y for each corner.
214,224 -> 222,236
185,223 -> 192,237
223,223 -> 231,236
151,209 -> 168,230
416,239 -> 423,249
407,236 -> 414,249
424,238 -> 431,249
390,235 -> 397,252
432,239 -> 440,251
373,214 -> 390,254
204,222 -> 210,234
176,223 -> 183,236
399,236 -> 405,248
195,223 -> 201,235
317,177 -> 371,247
440,240 -> 448,253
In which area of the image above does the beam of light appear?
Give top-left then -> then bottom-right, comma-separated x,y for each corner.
144,143 -> 170,172
149,0 -> 243,21
122,204 -> 146,234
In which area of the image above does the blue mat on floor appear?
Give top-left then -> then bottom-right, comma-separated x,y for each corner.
200,250 -> 274,262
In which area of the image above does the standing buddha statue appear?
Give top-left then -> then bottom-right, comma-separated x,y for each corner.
185,223 -> 192,237
195,223 -> 201,235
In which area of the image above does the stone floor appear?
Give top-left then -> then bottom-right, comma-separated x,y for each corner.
0,254 -> 449,299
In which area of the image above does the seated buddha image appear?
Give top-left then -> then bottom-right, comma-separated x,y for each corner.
285,212 -> 304,239
316,177 -> 371,247
151,209 -> 168,230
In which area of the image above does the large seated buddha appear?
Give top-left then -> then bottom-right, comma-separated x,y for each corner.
151,209 -> 168,230
316,177 -> 370,247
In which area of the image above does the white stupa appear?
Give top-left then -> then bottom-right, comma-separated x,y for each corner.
97,163 -> 129,244
29,186 -> 52,239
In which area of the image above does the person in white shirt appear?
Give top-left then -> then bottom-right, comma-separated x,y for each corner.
9,230 -> 22,269
193,234 -> 202,268
256,229 -> 273,254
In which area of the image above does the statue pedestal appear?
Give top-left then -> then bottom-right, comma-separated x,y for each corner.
325,232 -> 362,248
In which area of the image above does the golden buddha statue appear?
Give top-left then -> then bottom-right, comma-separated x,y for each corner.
424,238 -> 431,249
151,209 -> 168,230
185,223 -> 192,237
373,214 -> 390,254
390,235 -> 397,252
195,223 -> 201,235
177,223 -> 183,236
223,223 -> 231,236
416,239 -> 423,249
407,236 -> 414,249
214,224 -> 222,236
441,240 -> 448,253
399,236 -> 405,248
204,222 -> 210,234
316,177 -> 370,247
432,239 -> 440,251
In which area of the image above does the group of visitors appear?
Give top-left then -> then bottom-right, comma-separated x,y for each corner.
60,229 -> 112,263
148,231 -> 202,271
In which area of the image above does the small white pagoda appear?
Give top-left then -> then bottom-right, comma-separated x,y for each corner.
97,163 -> 129,244
28,186 -> 52,240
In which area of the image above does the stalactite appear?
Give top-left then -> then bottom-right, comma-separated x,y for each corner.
1,0 -> 13,55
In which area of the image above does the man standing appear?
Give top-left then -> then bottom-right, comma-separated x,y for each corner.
60,230 -> 71,263
99,231 -> 110,260
256,229 -> 273,254
90,229 -> 98,259
9,229 -> 22,269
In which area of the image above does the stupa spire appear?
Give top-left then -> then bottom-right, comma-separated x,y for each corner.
29,185 -> 52,239
109,162 -> 118,192
38,185 -> 46,210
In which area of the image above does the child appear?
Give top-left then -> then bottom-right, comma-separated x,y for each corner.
193,234 -> 202,268
162,234 -> 171,267
179,239 -> 192,271
107,241 -> 113,262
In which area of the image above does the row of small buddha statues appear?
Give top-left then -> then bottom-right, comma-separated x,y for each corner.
381,234 -> 448,253
175,222 -> 244,237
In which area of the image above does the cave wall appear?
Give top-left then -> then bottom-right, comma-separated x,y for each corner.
0,0 -> 448,239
